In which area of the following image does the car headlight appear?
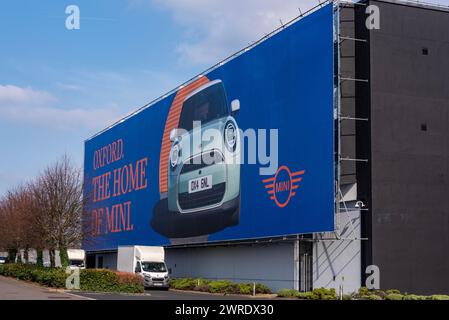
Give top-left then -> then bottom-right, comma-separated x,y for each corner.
224,121 -> 237,152
170,143 -> 180,168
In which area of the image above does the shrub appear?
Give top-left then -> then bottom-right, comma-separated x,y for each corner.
372,290 -> 387,299
169,278 -> 272,295
342,294 -> 352,300
80,269 -> 143,293
208,280 -> 238,294
386,289 -> 401,295
358,287 -> 370,296
368,295 -> 383,300
238,283 -> 253,295
255,283 -> 272,294
297,292 -> 315,300
169,278 -> 198,290
0,263 -> 66,287
429,295 -> 449,300
194,284 -> 211,292
404,294 -> 427,300
0,264 -> 143,293
311,287 -> 336,300
386,293 -> 404,300
277,289 -> 300,298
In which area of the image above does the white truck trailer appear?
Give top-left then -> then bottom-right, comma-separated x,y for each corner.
117,246 -> 169,289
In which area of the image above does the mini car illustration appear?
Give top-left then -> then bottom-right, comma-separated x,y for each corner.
151,79 -> 241,239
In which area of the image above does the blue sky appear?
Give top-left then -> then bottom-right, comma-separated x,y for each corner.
0,0 -> 448,195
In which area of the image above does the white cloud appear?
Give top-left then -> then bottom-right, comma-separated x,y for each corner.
151,0 -> 321,65
0,85 -> 56,105
150,0 -> 449,66
0,84 -> 121,130
55,82 -> 85,92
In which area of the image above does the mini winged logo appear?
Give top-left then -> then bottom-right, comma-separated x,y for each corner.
262,166 -> 305,208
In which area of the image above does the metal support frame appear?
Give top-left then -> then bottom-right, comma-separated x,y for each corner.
332,0 -> 369,242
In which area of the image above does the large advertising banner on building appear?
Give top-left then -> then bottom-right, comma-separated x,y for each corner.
83,4 -> 334,251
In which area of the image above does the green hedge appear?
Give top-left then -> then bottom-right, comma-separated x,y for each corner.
0,263 -> 66,287
277,288 -> 336,300
0,264 -> 143,293
276,286 -> 449,300
169,278 -> 272,295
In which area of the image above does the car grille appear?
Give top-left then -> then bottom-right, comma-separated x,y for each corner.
178,182 -> 226,211
180,151 -> 223,174
152,277 -> 165,282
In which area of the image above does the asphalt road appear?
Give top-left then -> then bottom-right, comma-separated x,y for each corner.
0,276 -> 273,300
0,276 -> 86,300
72,289 -> 269,300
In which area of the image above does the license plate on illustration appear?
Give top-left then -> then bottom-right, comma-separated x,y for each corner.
188,175 -> 212,194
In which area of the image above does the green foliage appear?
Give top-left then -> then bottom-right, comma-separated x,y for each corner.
297,292 -> 315,299
358,287 -> 369,296
7,249 -> 17,263
59,247 -> 69,269
238,283 -> 253,295
342,294 -> 353,300
0,264 -> 143,293
404,294 -> 427,300
429,295 -> 449,300
277,289 -> 300,298
36,250 -> 43,268
209,280 -> 240,294
80,269 -> 143,293
169,278 -> 198,290
368,294 -> 383,300
169,278 -> 272,295
255,283 -> 272,294
0,263 -> 66,287
386,289 -> 401,295
280,287 -> 337,300
311,287 -> 337,300
372,290 -> 387,299
386,293 -> 404,300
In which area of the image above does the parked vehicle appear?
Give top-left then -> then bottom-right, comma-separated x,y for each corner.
117,246 -> 169,289
67,249 -> 86,269
0,256 -> 6,264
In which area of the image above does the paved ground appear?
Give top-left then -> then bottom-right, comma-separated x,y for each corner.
0,276 -> 86,300
72,289 -> 273,300
0,275 -> 275,300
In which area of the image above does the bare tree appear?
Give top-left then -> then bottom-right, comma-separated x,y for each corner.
32,155 -> 84,267
0,185 -> 38,263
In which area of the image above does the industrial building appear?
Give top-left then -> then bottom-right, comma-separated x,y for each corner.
84,0 -> 449,295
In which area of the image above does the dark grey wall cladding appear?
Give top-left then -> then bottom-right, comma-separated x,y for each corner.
340,5 -> 357,184
368,0 -> 449,294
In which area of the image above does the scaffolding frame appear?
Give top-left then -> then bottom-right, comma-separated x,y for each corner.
333,0 -> 369,242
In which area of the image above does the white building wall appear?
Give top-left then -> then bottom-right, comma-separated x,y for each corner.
313,202 -> 361,294
165,242 -> 295,292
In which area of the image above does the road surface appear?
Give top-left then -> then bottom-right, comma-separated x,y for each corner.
73,289 -> 269,300
0,275 -> 275,300
0,275 -> 86,300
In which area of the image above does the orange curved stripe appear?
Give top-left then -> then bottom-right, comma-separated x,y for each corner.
292,170 -> 305,176
159,76 -> 210,194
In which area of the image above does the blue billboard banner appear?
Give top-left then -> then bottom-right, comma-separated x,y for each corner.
83,4 -> 335,251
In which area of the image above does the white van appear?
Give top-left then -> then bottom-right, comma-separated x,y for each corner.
117,246 -> 169,289
67,249 -> 86,269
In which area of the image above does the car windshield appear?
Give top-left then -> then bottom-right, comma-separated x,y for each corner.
69,260 -> 84,267
141,262 -> 167,273
179,82 -> 228,132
